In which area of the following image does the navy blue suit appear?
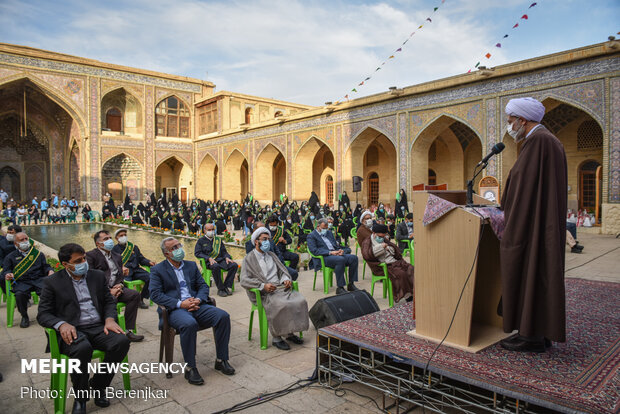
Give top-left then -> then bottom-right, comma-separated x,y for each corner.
307,229 -> 358,287
150,260 -> 230,368
194,236 -> 237,291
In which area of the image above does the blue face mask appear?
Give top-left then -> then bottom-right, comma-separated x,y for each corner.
260,240 -> 271,252
320,228 -> 328,236
172,247 -> 185,261
375,236 -> 384,243
310,216 -> 315,220
102,239 -> 115,251
407,221 -> 413,227
72,261 -> 89,276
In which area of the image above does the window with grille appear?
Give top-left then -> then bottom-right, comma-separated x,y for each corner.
199,103 -> 217,135
325,175 -> 334,207
155,96 -> 190,137
429,142 -> 436,161
368,172 -> 379,206
577,120 -> 603,150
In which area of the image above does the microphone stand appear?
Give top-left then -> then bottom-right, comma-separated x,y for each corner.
466,161 -> 487,206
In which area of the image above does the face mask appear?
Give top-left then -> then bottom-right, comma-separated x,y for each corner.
171,247 -> 185,261
286,219 -> 291,224
269,225 -> 277,231
387,222 -> 392,226
340,208 -> 344,212
320,210 -> 324,214
206,231 -> 214,238
320,228 -> 328,236
507,120 -> 525,142
365,219 -> 373,227
260,240 -> 271,252
328,223 -> 333,228
102,239 -> 115,251
118,236 -> 128,245
72,261 -> 89,276
407,221 -> 413,227
401,206 -> 405,210
375,236 -> 384,244
19,241 -> 31,251
6,234 -> 14,242
310,216 -> 315,220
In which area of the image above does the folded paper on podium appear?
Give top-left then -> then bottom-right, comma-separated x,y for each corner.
408,190 -> 510,353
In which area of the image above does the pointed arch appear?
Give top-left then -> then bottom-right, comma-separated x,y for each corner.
101,87 -> 143,134
410,115 -> 482,190
196,153 -> 218,201
0,75 -> 87,138
223,149 -> 249,201
255,143 -> 286,203
102,153 -> 144,202
294,136 -> 334,203
344,126 -> 397,207
155,155 -> 193,203
155,95 -> 191,138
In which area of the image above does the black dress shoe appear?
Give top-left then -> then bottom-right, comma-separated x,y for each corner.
286,334 -> 304,345
571,244 -> 584,253
226,288 -> 233,296
126,331 -> 144,342
71,399 -> 87,414
217,289 -> 228,297
272,340 -> 291,350
336,287 -> 347,295
500,338 -> 546,353
347,283 -> 359,292
20,316 -> 30,328
139,301 -> 149,309
184,367 -> 205,385
93,395 -> 110,408
214,359 -> 235,375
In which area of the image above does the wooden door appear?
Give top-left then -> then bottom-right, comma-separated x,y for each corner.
180,187 -> 187,204
325,176 -> 334,207
368,173 -> 379,206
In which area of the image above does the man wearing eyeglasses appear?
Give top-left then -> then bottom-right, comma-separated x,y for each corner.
150,237 -> 234,385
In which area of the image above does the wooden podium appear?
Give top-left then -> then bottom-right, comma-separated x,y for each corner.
408,190 -> 509,353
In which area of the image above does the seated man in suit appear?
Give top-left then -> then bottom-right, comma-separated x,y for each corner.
86,230 -> 143,342
2,232 -> 53,327
150,237 -> 234,385
266,216 -> 299,271
195,223 -> 238,297
395,213 -> 414,251
246,221 -> 299,281
112,229 -> 155,309
37,243 -> 130,414
307,218 -> 359,295
240,227 -> 308,350
0,224 -> 21,269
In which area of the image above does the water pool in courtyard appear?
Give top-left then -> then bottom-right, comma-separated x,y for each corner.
25,223 -> 245,262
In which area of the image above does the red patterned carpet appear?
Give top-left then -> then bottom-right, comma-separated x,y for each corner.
320,278 -> 620,414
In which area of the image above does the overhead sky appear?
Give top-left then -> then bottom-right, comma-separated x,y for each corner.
1,0 -> 618,106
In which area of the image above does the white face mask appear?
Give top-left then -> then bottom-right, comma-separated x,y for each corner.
506,120 -> 525,142
18,241 -> 31,251
365,219 -> 373,227
6,234 -> 15,242
118,236 -> 128,245
269,225 -> 277,232
206,230 -> 215,238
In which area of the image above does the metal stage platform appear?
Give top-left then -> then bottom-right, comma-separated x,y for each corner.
318,331 -> 548,414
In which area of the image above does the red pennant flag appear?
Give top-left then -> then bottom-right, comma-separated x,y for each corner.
485,53 -> 492,59
521,14 -> 528,20
495,43 -> 502,48
513,23 -> 519,28
358,82 -> 364,86
529,2 -> 537,8
467,69 -> 471,73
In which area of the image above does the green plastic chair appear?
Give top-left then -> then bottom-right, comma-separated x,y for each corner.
45,327 -> 131,414
248,281 -> 302,350
123,265 -> 153,306
198,258 -> 234,291
402,239 -> 415,265
350,228 -> 359,256
67,211 -> 77,223
309,251 -> 350,294
6,279 -> 39,327
370,263 -> 394,307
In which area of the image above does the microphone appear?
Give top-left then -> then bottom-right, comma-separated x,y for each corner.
477,142 -> 505,166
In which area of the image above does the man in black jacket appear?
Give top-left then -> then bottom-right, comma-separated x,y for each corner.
37,243 -> 130,414
194,223 -> 238,297
112,229 -> 155,309
395,213 -> 414,251
2,232 -> 53,327
86,230 -> 143,342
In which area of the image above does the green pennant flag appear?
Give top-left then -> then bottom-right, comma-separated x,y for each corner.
434,7 -> 438,11
339,194 -> 342,201
396,192 -> 401,202
352,88 -> 357,92
475,62 -> 480,68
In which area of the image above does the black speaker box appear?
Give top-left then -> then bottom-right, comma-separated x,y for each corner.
352,176 -> 363,192
309,290 -> 380,330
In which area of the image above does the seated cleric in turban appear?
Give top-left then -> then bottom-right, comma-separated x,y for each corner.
499,97 -> 567,353
240,227 -> 309,350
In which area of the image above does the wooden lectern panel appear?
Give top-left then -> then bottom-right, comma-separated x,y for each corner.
410,191 -> 506,352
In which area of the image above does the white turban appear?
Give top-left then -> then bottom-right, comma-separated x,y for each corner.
361,210 -> 373,220
251,227 -> 270,244
505,97 -> 545,122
